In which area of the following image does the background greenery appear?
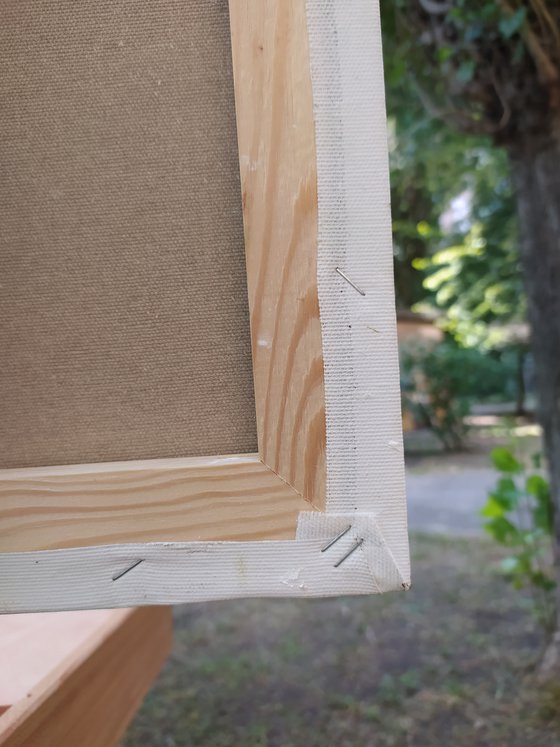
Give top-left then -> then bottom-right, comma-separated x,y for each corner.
382,1 -> 529,412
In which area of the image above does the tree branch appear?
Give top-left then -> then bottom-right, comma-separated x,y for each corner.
498,0 -> 560,86
410,75 -> 492,136
528,0 -> 560,57
491,70 -> 513,130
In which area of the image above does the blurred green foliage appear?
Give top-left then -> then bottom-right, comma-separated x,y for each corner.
401,340 -> 517,450
381,1 -> 527,350
412,162 -> 524,350
381,0 -> 560,646
482,446 -> 556,630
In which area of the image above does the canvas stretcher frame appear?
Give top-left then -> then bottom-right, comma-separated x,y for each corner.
0,0 -> 410,612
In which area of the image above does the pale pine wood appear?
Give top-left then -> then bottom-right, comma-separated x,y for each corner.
0,455 -> 310,552
0,606 -> 172,746
0,610 -> 119,707
229,0 -> 327,507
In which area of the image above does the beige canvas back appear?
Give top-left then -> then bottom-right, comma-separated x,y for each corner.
0,0 -> 256,468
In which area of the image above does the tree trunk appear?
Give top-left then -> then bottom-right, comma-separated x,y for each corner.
510,137 -> 560,677
515,347 -> 526,417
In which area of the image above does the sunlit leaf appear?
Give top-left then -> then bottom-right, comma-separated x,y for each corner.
490,447 -> 522,474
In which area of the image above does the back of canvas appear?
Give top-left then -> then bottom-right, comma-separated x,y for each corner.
0,0 -> 257,468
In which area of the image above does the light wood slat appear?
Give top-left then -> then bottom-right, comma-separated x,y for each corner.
0,455 -> 309,552
0,607 -> 172,746
229,0 -> 327,507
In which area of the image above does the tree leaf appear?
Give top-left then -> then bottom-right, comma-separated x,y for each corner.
457,59 -> 476,83
499,8 -> 527,39
490,447 -> 522,474
526,474 -> 548,500
495,477 -> 520,507
483,516 -> 521,545
481,496 -> 506,518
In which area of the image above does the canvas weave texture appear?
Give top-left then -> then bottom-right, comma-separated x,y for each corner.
306,0 -> 410,579
0,0 -> 257,468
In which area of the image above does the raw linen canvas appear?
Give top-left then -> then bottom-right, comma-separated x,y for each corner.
0,0 -> 257,468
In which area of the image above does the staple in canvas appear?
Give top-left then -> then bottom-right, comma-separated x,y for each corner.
335,267 -> 366,296
111,559 -> 144,582
333,538 -> 364,568
320,524 -> 352,552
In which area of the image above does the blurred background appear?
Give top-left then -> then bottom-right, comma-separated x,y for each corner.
122,3 -> 560,745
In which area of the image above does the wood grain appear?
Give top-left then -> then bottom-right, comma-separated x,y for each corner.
229,0 -> 327,507
0,606 -> 171,746
0,610 -> 120,707
0,455 -> 309,552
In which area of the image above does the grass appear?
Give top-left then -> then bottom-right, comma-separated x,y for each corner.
121,534 -> 560,747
